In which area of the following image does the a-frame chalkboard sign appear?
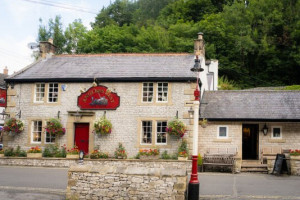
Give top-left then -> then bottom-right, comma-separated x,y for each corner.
272,154 -> 288,175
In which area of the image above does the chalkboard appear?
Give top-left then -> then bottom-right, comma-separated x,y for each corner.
272,154 -> 285,175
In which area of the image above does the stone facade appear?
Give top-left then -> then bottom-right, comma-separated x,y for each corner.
3,82 -> 196,157
198,121 -> 300,172
290,156 -> 300,175
67,161 -> 190,200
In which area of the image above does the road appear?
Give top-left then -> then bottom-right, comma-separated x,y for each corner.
0,166 -> 68,200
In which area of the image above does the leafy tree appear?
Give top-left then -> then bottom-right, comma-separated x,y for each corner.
64,19 -> 87,54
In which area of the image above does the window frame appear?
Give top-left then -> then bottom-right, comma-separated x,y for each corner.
31,120 -> 43,144
47,83 -> 59,103
271,126 -> 282,139
142,82 -> 154,103
155,121 -> 167,145
156,82 -> 168,103
141,120 -> 152,145
34,83 -> 45,103
217,126 -> 228,139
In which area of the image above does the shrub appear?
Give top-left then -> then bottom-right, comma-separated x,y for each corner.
178,140 -> 189,157
90,150 -> 108,159
4,146 -> 26,157
198,154 -> 203,166
4,148 -> 15,157
114,143 -> 127,159
161,150 -> 171,159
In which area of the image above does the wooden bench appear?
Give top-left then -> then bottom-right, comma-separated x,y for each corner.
202,154 -> 235,173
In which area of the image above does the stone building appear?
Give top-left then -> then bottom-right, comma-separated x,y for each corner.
199,90 -> 300,172
2,34 -> 218,157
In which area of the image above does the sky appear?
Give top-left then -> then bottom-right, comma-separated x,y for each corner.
0,0 -> 112,75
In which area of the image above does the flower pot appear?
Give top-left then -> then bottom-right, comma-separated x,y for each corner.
0,154 -> 4,158
27,153 -> 42,158
67,154 -> 79,159
140,155 -> 159,160
178,156 -> 188,161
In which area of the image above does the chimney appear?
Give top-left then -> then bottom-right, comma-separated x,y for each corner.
3,66 -> 8,75
194,32 -> 205,57
39,38 -> 56,58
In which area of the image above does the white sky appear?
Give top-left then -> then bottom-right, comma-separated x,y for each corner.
0,0 -> 112,75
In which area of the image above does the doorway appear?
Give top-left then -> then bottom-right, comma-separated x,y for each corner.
242,124 -> 259,160
74,123 -> 89,154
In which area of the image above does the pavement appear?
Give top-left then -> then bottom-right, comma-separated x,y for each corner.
1,166 -> 300,200
198,172 -> 300,200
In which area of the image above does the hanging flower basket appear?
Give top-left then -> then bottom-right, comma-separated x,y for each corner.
166,118 -> 186,138
3,118 -> 24,136
199,118 -> 208,128
93,116 -> 112,135
44,118 -> 66,136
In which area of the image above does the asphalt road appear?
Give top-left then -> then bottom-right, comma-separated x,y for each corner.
0,166 -> 68,200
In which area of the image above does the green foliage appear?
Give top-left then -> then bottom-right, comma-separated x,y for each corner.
114,143 -> 127,158
45,118 -> 65,136
43,144 -> 66,158
284,85 -> 300,90
4,146 -> 26,157
166,118 -> 187,138
161,150 -> 178,160
218,76 -> 239,90
90,150 -> 109,159
198,153 -> 203,166
4,147 -> 14,157
178,140 -> 189,157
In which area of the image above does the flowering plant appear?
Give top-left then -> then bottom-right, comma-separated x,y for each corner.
0,150 -> 4,154
139,148 -> 160,156
90,150 -> 109,159
166,118 -> 186,138
290,149 -> 300,156
3,118 -> 24,134
27,146 -> 42,153
178,140 -> 189,157
44,118 -> 65,136
114,143 -> 127,159
67,145 -> 79,155
93,116 -> 112,135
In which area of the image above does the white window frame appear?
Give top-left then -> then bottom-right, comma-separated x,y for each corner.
34,83 -> 45,103
156,82 -> 168,102
217,126 -> 228,139
31,120 -> 42,144
271,126 -> 282,139
141,121 -> 152,145
47,83 -> 59,103
155,121 -> 167,145
45,120 -> 56,144
142,83 -> 154,103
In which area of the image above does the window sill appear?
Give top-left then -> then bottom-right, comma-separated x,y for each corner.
213,138 -> 232,143
268,139 -> 286,143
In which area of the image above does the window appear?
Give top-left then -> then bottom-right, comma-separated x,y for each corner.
157,83 -> 168,102
142,83 -> 154,102
272,127 -> 282,138
156,121 -> 167,144
218,126 -> 228,138
141,121 -> 152,144
32,121 -> 42,143
35,83 -> 45,102
45,121 -> 56,143
48,83 -> 59,102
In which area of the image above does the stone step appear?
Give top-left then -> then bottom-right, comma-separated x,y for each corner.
241,168 -> 268,173
242,164 -> 268,168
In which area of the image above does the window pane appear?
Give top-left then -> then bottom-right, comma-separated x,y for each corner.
273,128 -> 281,137
156,121 -> 167,144
219,127 -> 227,137
35,83 -> 45,102
48,83 -> 58,102
157,82 -> 168,102
142,121 -> 152,144
32,121 -> 42,142
142,83 -> 154,102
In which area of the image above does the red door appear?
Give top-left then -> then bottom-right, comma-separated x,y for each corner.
74,123 -> 89,154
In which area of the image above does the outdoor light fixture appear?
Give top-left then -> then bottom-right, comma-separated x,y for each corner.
57,111 -> 60,119
0,110 -> 10,120
73,111 -> 82,122
190,56 -> 204,73
15,110 -> 21,119
188,107 -> 194,119
262,123 -> 268,136
79,150 -> 84,165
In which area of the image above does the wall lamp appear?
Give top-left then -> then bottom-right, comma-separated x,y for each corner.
73,111 -> 82,122
188,107 -> 194,119
262,123 -> 268,136
79,150 -> 84,165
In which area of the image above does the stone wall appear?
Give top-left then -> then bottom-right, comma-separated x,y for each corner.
67,161 -> 190,200
4,82 -> 196,157
290,156 -> 300,176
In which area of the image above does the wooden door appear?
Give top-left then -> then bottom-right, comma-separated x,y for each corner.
74,123 -> 89,154
242,124 -> 259,160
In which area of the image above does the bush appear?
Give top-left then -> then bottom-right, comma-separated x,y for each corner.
4,148 -> 14,157
161,150 -> 171,159
43,144 -> 67,158
198,154 -> 203,166
4,146 -> 26,157
90,150 -> 108,159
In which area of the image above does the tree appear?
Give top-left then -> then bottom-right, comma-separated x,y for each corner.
64,19 -> 87,54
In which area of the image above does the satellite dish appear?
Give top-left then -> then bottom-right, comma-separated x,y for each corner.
27,42 -> 39,50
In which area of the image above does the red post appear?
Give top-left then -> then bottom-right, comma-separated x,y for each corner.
189,155 -> 199,184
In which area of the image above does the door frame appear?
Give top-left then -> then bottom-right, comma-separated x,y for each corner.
66,112 -> 95,154
74,123 -> 90,153
242,124 -> 259,160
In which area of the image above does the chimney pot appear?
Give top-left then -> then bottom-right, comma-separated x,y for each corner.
3,66 -> 8,75
198,32 -> 204,40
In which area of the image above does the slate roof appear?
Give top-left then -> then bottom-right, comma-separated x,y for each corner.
200,90 -> 300,121
0,73 -> 8,88
6,53 -> 196,83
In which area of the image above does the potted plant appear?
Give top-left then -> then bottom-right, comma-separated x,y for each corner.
27,146 -> 42,158
90,150 -> 109,159
139,148 -> 160,160
93,116 -> 112,135
290,149 -> 300,159
199,118 -> 208,128
178,140 -> 189,161
166,118 -> 186,138
3,118 -> 24,137
114,143 -> 127,159
66,145 -> 80,159
44,118 -> 66,136
0,149 -> 4,157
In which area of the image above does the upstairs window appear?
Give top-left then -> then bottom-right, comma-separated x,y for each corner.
32,121 -> 42,143
35,83 -> 45,102
48,83 -> 59,103
142,83 -> 154,102
157,83 -> 168,102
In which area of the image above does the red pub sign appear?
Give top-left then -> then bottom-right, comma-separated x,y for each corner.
77,85 -> 120,110
0,88 -> 7,107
